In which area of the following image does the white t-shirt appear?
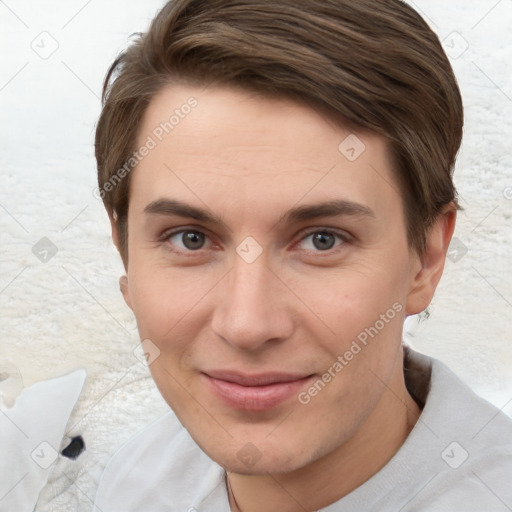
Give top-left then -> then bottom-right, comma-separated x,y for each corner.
93,348 -> 512,511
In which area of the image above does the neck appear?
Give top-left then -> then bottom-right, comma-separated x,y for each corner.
227,364 -> 421,512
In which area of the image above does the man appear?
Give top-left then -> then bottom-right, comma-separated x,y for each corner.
92,0 -> 512,510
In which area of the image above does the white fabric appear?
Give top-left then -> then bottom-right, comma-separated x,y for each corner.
93,349 -> 512,511
0,369 -> 87,512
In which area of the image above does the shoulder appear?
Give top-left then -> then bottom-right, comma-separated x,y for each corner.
92,411 -> 223,512
425,348 -> 512,446
412,442 -> 512,511
404,346 -> 512,443
403,348 -> 512,510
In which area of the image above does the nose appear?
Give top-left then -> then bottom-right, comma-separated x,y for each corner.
211,253 -> 294,352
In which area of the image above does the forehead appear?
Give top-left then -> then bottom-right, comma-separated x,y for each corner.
129,83 -> 402,223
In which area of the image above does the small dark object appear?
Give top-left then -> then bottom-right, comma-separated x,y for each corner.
61,436 -> 85,460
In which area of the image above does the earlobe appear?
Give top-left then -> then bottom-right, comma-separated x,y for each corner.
405,205 -> 457,315
119,274 -> 133,310
108,210 -> 121,252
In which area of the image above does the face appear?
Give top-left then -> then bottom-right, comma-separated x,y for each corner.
120,83 -> 429,475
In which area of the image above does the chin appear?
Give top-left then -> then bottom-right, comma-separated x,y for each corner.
221,449 -> 307,476
191,430 -> 320,477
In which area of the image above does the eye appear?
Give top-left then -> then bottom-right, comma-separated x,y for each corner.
162,229 -> 210,251
297,230 -> 346,252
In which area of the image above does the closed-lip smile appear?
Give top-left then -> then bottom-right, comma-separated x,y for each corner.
202,370 -> 315,411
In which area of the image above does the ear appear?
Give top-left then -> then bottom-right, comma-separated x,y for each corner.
108,210 -> 133,311
119,274 -> 133,310
108,210 -> 121,252
405,204 -> 457,315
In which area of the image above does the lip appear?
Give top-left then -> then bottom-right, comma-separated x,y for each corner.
202,371 -> 315,411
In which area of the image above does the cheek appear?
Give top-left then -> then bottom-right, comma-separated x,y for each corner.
128,276 -> 165,338
127,272 -> 202,409
291,259 -> 408,391
295,261 -> 408,336
127,262 -> 211,341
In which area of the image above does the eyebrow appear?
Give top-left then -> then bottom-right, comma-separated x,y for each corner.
143,198 -> 375,228
144,199 -> 227,226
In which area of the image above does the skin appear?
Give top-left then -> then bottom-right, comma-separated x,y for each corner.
110,83 -> 456,511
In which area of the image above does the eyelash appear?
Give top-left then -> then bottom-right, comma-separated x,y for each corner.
159,227 -> 350,255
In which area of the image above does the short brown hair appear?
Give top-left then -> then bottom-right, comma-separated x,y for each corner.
95,0 -> 463,268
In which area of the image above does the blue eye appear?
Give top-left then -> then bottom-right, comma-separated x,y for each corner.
298,231 -> 345,251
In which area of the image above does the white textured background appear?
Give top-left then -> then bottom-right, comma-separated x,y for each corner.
1,0 -> 511,509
